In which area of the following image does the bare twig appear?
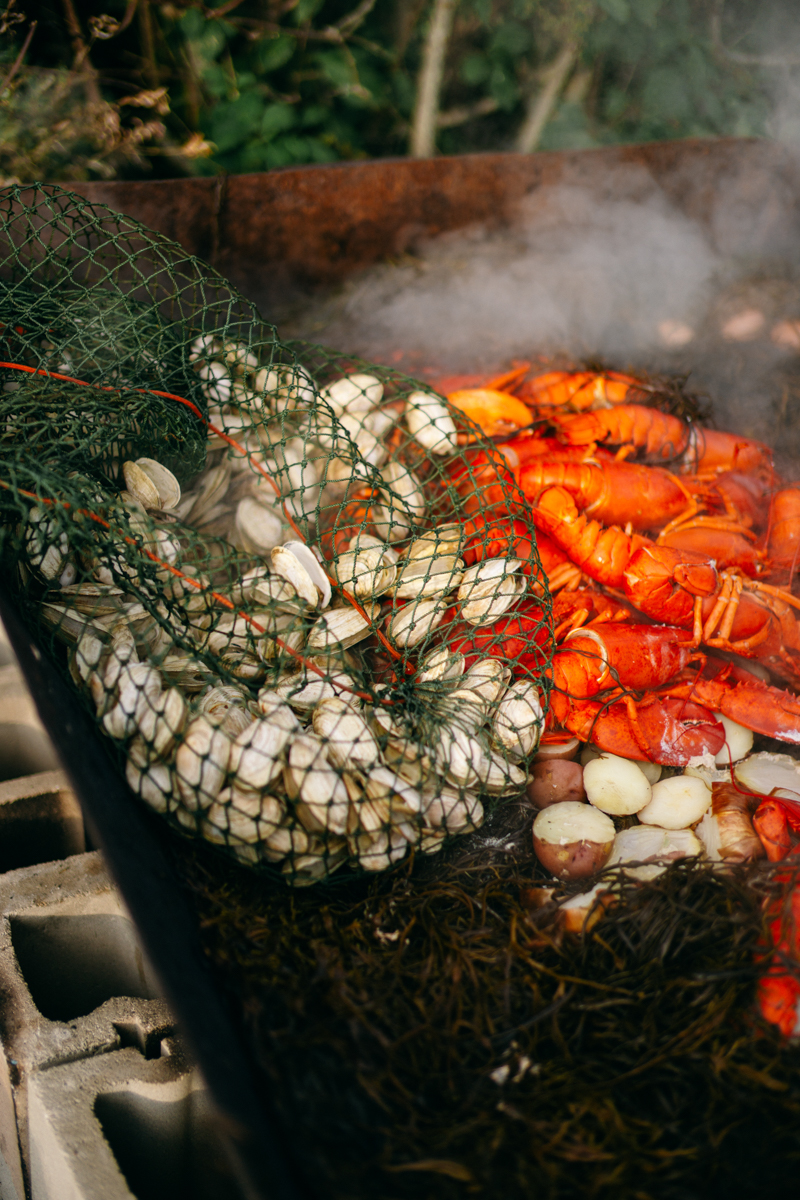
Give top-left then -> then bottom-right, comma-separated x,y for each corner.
138,0 -> 159,89
336,0 -> 378,37
410,0 -> 458,157
0,18 -> 36,93
60,0 -> 102,104
117,0 -> 139,35
515,41 -> 577,155
437,94 -> 498,129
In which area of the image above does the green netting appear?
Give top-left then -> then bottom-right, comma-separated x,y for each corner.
0,183 -> 553,886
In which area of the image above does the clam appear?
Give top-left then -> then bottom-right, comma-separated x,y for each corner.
60,582 -> 125,617
274,670 -> 358,713
320,373 -> 383,416
203,789 -> 286,846
416,645 -> 465,684
175,716 -> 231,810
404,391 -> 458,455
405,523 -> 463,561
377,461 -> 426,522
133,458 -> 181,510
135,686 -> 188,758
386,597 -> 446,649
312,697 -> 381,770
491,680 -> 543,760
306,602 -> 379,652
102,662 -> 162,740
126,754 -> 175,815
222,340 -> 259,372
391,554 -> 464,600
347,827 -> 409,872
196,359 -> 232,406
422,785 -> 484,833
179,461 -> 231,523
235,497 -> 284,555
271,542 -> 331,609
457,558 -> 524,626
332,540 -> 397,600
362,765 -> 423,819
228,717 -> 291,792
24,507 -> 72,582
261,817 -> 310,863
254,363 -> 315,413
122,461 -> 161,510
461,659 -> 511,703
283,733 -> 350,835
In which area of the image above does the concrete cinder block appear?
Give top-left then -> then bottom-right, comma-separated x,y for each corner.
0,852 -> 174,1184
29,1046 -> 241,1200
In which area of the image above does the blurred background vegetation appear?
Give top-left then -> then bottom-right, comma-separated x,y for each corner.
0,0 -> 794,183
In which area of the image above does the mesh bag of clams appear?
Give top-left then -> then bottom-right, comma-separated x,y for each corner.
0,184 -> 552,886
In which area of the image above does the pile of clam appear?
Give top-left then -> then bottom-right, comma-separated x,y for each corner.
26,341 -> 544,885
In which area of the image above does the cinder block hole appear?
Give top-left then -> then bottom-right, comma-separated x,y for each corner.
10,912 -> 161,1021
0,792 -> 85,873
95,1087 -> 243,1200
113,1019 -> 173,1060
0,724 -> 59,781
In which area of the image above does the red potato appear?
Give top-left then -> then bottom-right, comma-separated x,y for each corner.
532,735 -> 580,763
527,759 -> 585,808
532,801 -> 616,880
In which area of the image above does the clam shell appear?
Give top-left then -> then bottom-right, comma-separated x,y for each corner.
135,686 -> 187,758
461,659 -> 511,703
126,755 -> 174,814
254,363 -> 315,413
103,662 -> 162,740
363,765 -> 423,818
180,461 -> 231,523
416,645 -> 465,684
175,716 -> 231,810
222,341 -> 259,372
235,497 -> 283,555
160,653 -> 212,691
135,458 -> 181,510
228,717 -> 292,791
386,597 -> 446,649
196,359 -> 232,405
490,680 -> 543,759
122,460 -> 160,510
320,373 -> 383,415
458,560 -> 524,625
378,460 -> 426,521
261,818 -> 310,863
333,543 -> 397,601
270,544 -> 323,610
437,688 -> 489,734
278,541 -> 331,608
306,602 -> 379,651
59,583 -> 125,616
404,391 -> 458,455
422,785 -> 484,833
283,733 -> 350,835
312,697 -> 380,770
203,789 -> 286,846
391,554 -> 464,600
274,671 -> 358,713
405,524 -> 463,561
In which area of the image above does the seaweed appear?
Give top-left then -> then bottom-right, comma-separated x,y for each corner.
171,795 -> 800,1200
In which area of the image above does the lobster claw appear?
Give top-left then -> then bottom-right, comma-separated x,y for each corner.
632,695 -> 726,766
562,693 -> 725,766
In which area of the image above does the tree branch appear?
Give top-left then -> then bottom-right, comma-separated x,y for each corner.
0,19 -> 36,93
437,94 -> 498,129
409,0 -> 458,158
516,41 -> 577,155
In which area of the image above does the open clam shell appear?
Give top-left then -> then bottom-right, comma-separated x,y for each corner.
134,458 -> 181,511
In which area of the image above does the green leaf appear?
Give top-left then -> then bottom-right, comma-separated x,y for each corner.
292,0 -> 324,25
596,0 -> 630,21
258,35 -> 295,74
489,21 -> 532,58
316,49 -> 354,90
460,53 -> 490,86
489,64 -> 519,112
210,93 -> 265,153
261,102 -> 297,143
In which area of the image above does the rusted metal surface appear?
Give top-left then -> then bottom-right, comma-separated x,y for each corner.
71,139 -> 800,323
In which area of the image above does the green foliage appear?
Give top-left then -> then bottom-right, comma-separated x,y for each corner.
0,0 -> 786,181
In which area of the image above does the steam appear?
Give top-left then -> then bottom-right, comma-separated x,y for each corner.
285,152 -> 800,462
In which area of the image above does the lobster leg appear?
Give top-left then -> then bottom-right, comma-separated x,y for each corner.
752,799 -> 800,1037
